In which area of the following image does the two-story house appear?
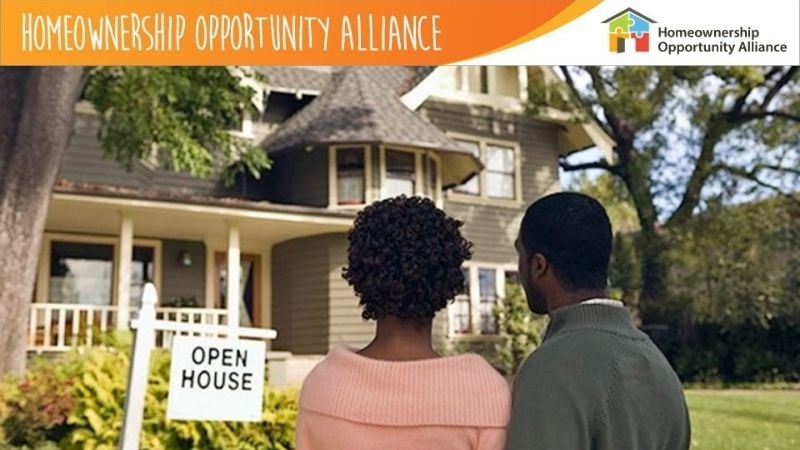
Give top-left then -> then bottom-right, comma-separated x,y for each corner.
30,66 -> 611,381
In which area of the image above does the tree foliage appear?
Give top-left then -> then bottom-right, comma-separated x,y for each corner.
532,66 -> 800,322
83,66 -> 271,185
669,197 -> 800,328
493,284 -> 548,377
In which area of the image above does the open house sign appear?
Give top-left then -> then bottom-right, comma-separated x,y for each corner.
166,336 -> 266,421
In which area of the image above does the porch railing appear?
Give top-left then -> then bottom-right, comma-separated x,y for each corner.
27,303 -> 229,353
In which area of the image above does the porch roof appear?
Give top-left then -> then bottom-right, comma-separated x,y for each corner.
49,181 -> 355,249
260,66 -> 482,188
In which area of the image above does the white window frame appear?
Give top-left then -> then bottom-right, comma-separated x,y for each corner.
379,145 -> 442,206
36,232 -> 163,306
328,145 -> 372,209
448,262 -> 518,337
446,132 -> 523,209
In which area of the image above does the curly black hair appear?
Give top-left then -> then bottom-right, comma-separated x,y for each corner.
342,196 -> 473,321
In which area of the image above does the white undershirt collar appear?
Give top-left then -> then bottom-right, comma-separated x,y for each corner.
580,298 -> 625,308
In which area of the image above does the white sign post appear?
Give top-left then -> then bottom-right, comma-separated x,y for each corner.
119,283 -> 277,450
166,336 -> 265,421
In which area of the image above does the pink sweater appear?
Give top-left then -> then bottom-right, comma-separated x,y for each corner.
296,347 -> 510,450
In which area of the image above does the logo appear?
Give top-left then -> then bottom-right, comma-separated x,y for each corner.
602,8 -> 656,53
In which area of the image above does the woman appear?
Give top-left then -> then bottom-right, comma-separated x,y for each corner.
297,196 -> 510,450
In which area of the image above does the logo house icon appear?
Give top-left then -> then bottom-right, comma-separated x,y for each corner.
602,8 -> 656,53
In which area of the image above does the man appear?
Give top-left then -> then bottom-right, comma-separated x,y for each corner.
505,192 -> 690,450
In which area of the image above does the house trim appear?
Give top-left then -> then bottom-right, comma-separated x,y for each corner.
36,231 -> 163,306
51,192 -> 356,227
445,131 -> 524,209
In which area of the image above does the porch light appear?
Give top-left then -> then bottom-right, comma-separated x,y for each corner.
178,251 -> 192,267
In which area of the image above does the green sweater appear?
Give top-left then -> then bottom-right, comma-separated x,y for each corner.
504,303 -> 690,450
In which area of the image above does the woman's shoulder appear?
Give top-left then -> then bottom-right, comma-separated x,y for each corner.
299,348 -> 510,427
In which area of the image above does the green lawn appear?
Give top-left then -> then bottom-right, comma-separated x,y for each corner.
687,390 -> 800,450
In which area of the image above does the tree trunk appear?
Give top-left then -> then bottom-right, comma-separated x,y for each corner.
637,227 -> 671,324
0,67 -> 84,375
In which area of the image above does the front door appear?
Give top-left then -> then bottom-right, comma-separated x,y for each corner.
214,253 -> 261,328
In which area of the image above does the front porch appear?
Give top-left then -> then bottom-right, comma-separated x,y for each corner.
29,187 -> 354,355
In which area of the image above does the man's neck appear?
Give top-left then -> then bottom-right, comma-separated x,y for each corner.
546,288 -> 609,313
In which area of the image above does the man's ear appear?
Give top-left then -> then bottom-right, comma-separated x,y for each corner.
530,253 -> 548,280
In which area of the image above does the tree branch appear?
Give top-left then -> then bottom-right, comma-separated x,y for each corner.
557,66 -> 613,137
761,66 -> 798,110
737,110 -> 800,123
715,164 -> 794,197
559,156 -> 620,175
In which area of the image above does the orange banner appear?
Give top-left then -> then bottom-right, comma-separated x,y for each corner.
0,0 -> 598,65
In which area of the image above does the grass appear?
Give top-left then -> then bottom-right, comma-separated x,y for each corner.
686,390 -> 800,450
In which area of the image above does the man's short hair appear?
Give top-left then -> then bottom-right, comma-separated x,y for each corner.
520,192 -> 612,290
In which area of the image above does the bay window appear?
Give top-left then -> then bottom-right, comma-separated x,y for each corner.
335,147 -> 367,205
384,149 -> 417,197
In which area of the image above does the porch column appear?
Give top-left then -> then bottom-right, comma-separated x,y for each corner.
116,213 -> 134,329
226,224 -> 241,335
261,246 -> 273,328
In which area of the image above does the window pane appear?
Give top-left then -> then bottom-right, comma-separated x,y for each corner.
452,268 -> 471,334
505,270 -> 520,287
486,173 -> 515,199
479,269 -> 497,334
453,140 -> 480,195
485,145 -> 514,172
130,246 -> 155,307
49,242 -> 114,306
337,148 -> 365,205
385,150 -> 416,197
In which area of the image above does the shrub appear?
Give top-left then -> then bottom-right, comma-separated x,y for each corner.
1,360 -> 78,446
493,283 -> 548,377
1,333 -> 299,450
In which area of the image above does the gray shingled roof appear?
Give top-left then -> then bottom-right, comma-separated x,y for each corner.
255,66 -> 435,96
260,66 -> 480,187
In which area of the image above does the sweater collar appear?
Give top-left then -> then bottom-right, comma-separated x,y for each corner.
299,347 -> 510,427
543,302 -> 645,342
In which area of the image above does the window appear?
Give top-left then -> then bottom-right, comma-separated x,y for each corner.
478,269 -> 497,334
449,266 -> 517,335
50,242 -> 114,306
130,247 -> 155,308
448,136 -> 519,203
48,241 -> 156,307
505,270 -> 520,287
336,147 -> 366,205
384,150 -> 416,197
453,139 -> 480,195
452,268 -> 471,334
485,144 -> 516,199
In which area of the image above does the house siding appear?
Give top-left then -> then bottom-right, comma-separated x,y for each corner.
60,112 -> 247,198
326,233 -> 373,350
261,148 -> 328,207
160,240 -> 206,307
419,100 -> 561,265
271,235 -> 332,354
